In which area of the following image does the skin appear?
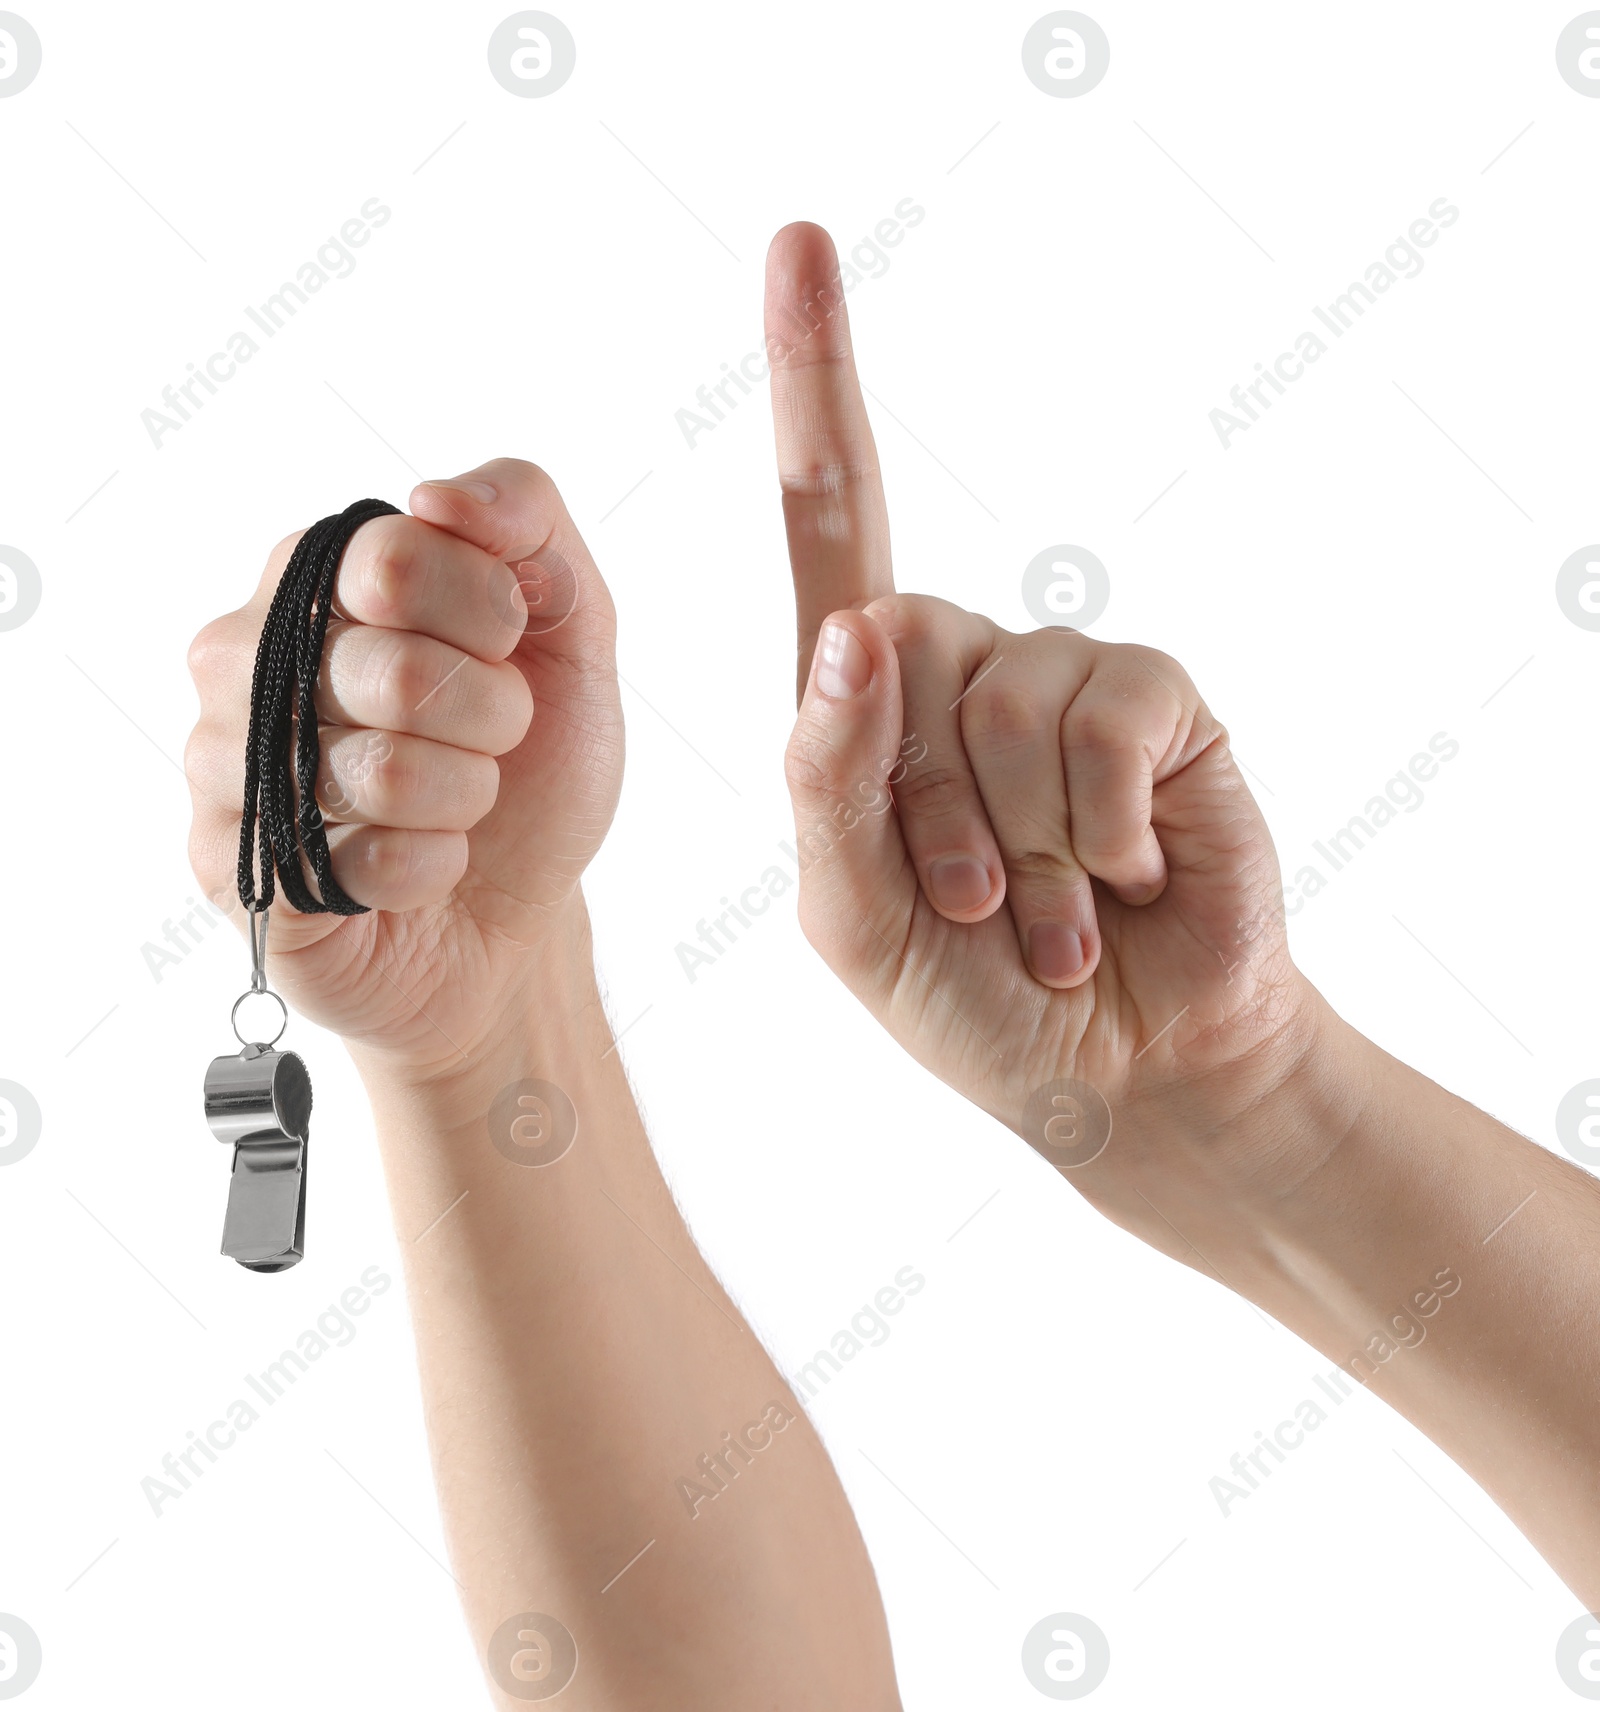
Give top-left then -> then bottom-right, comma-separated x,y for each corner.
183,220 -> 1600,1706
764,220 -> 1600,1608
185,462 -> 902,1710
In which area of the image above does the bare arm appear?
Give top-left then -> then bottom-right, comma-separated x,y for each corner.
1143,999 -> 1600,1603
350,904 -> 898,1709
186,461 -> 900,1709
759,219 -> 1600,1610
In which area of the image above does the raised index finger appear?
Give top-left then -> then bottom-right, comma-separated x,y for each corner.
764,222 -> 895,703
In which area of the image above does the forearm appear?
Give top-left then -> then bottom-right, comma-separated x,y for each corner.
1142,996 -> 1600,1604
349,902 -> 899,1710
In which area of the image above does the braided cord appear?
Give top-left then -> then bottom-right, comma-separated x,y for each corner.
236,499 -> 400,915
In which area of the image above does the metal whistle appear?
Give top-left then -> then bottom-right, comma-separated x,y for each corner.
204,906 -> 313,1271
203,1044 -> 313,1271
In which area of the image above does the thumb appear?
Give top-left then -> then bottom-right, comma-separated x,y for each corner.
785,610 -> 919,992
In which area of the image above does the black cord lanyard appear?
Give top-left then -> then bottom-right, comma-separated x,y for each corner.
201,499 -> 397,1273
237,497 -> 398,915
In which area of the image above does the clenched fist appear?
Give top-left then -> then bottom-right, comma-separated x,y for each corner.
765,224 -> 1327,1259
184,460 -> 623,1083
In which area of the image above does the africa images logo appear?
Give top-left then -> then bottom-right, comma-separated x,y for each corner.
1208,199 -> 1460,450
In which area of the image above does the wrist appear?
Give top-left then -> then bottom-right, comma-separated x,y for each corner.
1063,980 -> 1382,1283
1134,979 -> 1370,1186
1180,995 -> 1385,1296
345,895 -> 603,1130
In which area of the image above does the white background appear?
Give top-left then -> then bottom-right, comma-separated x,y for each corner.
2,2 -> 1599,1707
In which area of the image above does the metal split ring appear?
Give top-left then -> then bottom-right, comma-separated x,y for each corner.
231,988 -> 288,1050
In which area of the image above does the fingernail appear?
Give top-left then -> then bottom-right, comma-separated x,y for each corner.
1030,921 -> 1086,983
928,855 -> 992,914
815,621 -> 871,700
424,477 -> 497,504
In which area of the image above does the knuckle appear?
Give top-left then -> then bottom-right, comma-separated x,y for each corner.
187,824 -> 233,905
779,454 -> 880,502
182,726 -> 235,803
485,458 -> 562,525
861,592 -> 928,643
894,760 -> 976,822
186,618 -> 235,685
363,735 -> 405,810
358,517 -> 427,625
962,680 -> 1043,752
182,727 -> 209,785
1004,846 -> 1081,889
362,828 -> 409,894
1125,642 -> 1183,679
1072,832 -> 1131,873
1070,809 -> 1142,865
371,635 -> 441,727
490,456 -> 554,495
1065,700 -> 1138,755
784,724 -> 842,801
863,594 -> 978,658
268,529 -> 305,569
1114,643 -> 1196,709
